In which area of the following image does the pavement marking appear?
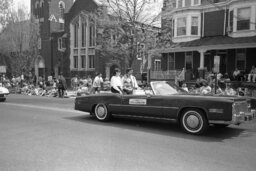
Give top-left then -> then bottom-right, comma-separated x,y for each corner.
1,102 -> 85,114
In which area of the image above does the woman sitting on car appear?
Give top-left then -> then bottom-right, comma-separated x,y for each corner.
110,68 -> 123,94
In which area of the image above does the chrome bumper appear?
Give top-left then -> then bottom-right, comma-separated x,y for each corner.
209,110 -> 256,125
232,110 -> 255,125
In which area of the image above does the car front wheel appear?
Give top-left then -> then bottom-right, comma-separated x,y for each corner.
94,104 -> 111,121
180,109 -> 208,135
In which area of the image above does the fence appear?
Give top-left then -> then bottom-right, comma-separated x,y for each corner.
150,70 -> 182,80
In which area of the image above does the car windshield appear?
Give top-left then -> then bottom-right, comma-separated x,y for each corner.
151,81 -> 187,95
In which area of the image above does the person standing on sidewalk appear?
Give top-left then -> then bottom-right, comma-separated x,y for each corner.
57,73 -> 67,98
92,72 -> 103,94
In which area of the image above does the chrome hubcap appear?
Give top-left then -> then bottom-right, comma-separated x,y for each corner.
186,115 -> 200,129
97,106 -> 105,117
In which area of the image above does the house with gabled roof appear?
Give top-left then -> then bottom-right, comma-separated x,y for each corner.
161,0 -> 256,81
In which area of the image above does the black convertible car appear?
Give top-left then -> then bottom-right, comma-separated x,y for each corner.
75,81 -> 255,135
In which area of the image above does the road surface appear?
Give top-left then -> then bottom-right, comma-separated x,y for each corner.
0,94 -> 256,171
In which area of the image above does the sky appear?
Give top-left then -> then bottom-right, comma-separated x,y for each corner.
14,0 -> 31,11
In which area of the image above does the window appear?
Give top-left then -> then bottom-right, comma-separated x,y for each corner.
35,2 -> 40,18
177,17 -> 186,36
168,53 -> 175,70
191,16 -> 199,35
81,55 -> 86,68
177,0 -> 184,8
192,0 -> 200,6
58,38 -> 66,50
172,1 -> 176,8
185,52 -> 193,70
237,7 -> 251,31
229,10 -> 233,32
82,22 -> 86,47
74,56 -> 78,68
40,0 -> 44,17
89,22 -> 95,47
74,23 -> 79,48
89,55 -> 95,69
58,38 -> 62,50
154,59 -> 161,71
236,49 -> 246,71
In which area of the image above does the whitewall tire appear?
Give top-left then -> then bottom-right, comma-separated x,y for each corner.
94,104 -> 111,121
180,109 -> 208,135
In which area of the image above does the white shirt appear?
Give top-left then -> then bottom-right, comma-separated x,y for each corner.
93,76 -> 103,88
111,76 -> 123,91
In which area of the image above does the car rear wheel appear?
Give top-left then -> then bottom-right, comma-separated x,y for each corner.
180,109 -> 208,135
94,104 -> 111,121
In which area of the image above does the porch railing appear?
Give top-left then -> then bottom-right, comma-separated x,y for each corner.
150,70 -> 182,80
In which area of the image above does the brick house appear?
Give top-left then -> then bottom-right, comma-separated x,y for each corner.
161,0 -> 256,81
31,0 -> 74,79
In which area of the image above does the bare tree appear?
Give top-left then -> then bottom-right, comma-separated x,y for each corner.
0,5 -> 40,76
0,0 -> 13,29
96,0 -> 162,69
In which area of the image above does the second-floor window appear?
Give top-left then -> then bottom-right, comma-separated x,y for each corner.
237,7 -> 251,31
74,23 -> 79,48
191,16 -> 199,35
82,22 -> 86,47
89,22 -> 96,47
229,10 -> 234,32
192,0 -> 200,6
177,0 -> 184,8
58,38 -> 66,50
177,17 -> 186,36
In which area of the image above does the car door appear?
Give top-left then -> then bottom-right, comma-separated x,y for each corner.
120,94 -> 164,117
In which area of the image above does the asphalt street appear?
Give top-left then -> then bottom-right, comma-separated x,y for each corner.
0,94 -> 256,171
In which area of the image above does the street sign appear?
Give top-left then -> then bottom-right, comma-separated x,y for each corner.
0,66 -> 6,73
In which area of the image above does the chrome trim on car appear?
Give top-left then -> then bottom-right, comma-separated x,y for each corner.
209,111 -> 255,125
112,114 -> 177,121
209,109 -> 224,114
109,104 -> 179,109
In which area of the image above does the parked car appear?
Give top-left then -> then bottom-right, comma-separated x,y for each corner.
74,81 -> 254,135
0,86 -> 9,102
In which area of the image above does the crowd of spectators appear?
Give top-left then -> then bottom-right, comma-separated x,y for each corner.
1,66 -> 255,98
0,72 -> 111,98
179,72 -> 249,96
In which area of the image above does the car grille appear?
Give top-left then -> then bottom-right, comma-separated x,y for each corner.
232,101 -> 248,115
